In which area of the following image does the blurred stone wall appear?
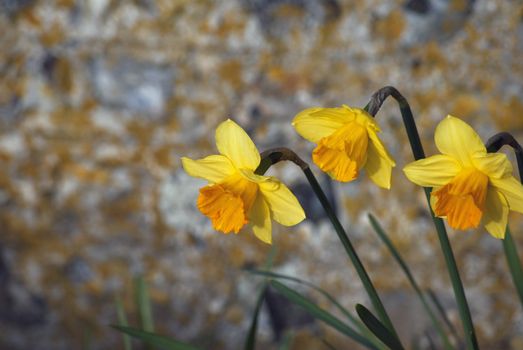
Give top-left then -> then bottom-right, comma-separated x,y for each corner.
1,0 -> 523,348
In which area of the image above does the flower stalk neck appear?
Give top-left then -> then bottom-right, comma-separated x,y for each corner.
485,132 -> 523,181
485,132 -> 523,154
365,86 -> 425,160
365,86 -> 410,117
255,147 -> 309,175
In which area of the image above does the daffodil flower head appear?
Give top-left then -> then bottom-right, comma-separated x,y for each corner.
292,105 -> 396,188
404,115 -> 523,239
181,119 -> 305,244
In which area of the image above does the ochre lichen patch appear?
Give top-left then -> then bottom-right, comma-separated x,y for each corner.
374,9 -> 405,42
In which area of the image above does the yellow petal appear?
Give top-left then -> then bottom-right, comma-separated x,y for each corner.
292,106 -> 354,143
434,115 -> 486,167
238,168 -> 276,186
366,128 -> 395,166
354,107 -> 381,132
473,152 -> 513,179
249,194 -> 272,244
490,176 -> 523,214
258,179 -> 305,226
483,188 -> 509,239
364,139 -> 394,189
181,155 -> 235,183
403,155 -> 461,187
215,119 -> 260,170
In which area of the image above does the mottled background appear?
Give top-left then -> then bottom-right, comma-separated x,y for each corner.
1,0 -> 523,349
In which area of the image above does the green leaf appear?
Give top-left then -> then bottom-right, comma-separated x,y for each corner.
247,269 -> 367,333
111,325 -> 202,350
270,280 -> 378,350
427,290 -> 461,346
244,284 -> 268,350
368,213 -> 454,350
134,276 -> 155,332
503,227 -> 523,309
115,295 -> 132,350
321,338 -> 338,350
302,168 -> 400,342
355,304 -> 404,350
263,244 -> 278,270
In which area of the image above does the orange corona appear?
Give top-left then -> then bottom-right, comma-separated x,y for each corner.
182,119 -> 305,244
293,105 -> 395,188
404,115 -> 523,238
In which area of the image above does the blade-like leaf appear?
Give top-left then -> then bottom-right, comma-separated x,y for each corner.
503,227 -> 523,308
247,269 -> 368,334
270,280 -> 378,350
368,213 -> 454,350
134,276 -> 155,332
302,167 -> 400,341
321,338 -> 338,350
115,296 -> 132,350
427,290 -> 460,345
263,244 -> 278,270
112,325 -> 201,350
356,304 -> 404,350
244,284 -> 267,350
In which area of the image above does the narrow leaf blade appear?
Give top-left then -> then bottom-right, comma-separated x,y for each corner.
244,284 -> 267,350
112,325 -> 201,350
503,227 -> 523,308
356,304 -> 404,350
247,269 -> 364,330
270,280 -> 377,349
134,276 -> 155,332
368,213 -> 454,350
115,296 -> 132,350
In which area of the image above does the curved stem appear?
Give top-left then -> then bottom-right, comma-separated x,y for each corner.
365,86 -> 424,160
367,86 -> 478,350
486,132 -> 523,179
255,148 -> 402,345
485,133 -> 523,309
257,147 -> 309,174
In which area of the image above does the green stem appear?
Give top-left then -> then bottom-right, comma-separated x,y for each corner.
486,132 -> 523,308
367,86 -> 478,350
302,167 -> 400,341
255,148 -> 402,345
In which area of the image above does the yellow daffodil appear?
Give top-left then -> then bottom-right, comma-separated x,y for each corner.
181,119 -> 305,244
292,105 -> 395,188
404,115 -> 523,239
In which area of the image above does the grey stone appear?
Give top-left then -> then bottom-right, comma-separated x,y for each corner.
402,0 -> 476,45
89,58 -> 175,118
